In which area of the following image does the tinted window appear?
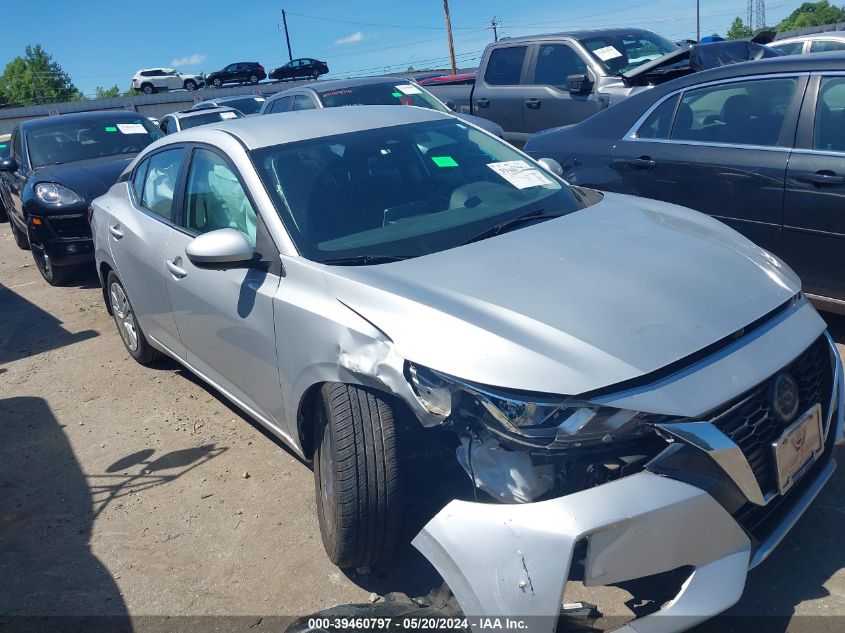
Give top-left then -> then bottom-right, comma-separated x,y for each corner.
251,119 -> 582,263
140,148 -> 183,220
580,33 -> 677,75
532,44 -> 587,86
671,77 -> 797,147
270,96 -> 293,113
637,94 -> 680,139
184,149 -> 257,245
814,77 -> 845,152
485,46 -> 527,85
293,94 -> 317,111
179,110 -> 243,130
810,39 -> 845,53
317,83 -> 448,112
771,42 -> 804,55
159,117 -> 171,134
224,97 -> 265,115
26,117 -> 162,168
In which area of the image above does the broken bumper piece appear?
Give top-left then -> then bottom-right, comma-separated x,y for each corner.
412,460 -> 838,633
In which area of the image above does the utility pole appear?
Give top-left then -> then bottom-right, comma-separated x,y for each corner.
443,0 -> 457,75
696,0 -> 700,42
281,9 -> 293,61
491,17 -> 499,42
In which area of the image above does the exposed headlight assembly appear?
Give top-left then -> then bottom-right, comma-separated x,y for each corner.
408,362 -> 654,448
34,183 -> 84,206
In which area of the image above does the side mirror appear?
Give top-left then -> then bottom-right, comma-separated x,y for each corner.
567,74 -> 593,95
445,99 -> 458,112
537,158 -> 564,177
185,228 -> 254,266
0,156 -> 18,172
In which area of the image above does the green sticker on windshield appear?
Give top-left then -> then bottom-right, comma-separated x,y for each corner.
431,156 -> 458,168
391,92 -> 402,98
104,126 -> 117,132
0,144 -> 6,149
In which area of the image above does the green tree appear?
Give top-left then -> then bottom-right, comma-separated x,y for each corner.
777,1 -> 845,31
94,84 -> 121,99
726,17 -> 754,40
0,44 -> 82,108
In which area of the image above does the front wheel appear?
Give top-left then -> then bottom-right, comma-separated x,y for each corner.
107,271 -> 161,364
28,229 -> 71,286
141,83 -> 154,95
213,78 -> 222,88
184,80 -> 197,91
314,383 -> 402,568
249,74 -> 259,84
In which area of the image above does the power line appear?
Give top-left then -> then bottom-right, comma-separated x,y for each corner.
284,10 -> 478,31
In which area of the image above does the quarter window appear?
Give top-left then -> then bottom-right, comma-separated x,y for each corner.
183,149 -> 257,246
814,77 -> 845,152
671,77 -> 797,147
532,44 -> 587,87
485,46 -> 527,86
637,94 -> 680,139
810,40 -> 845,53
140,148 -> 184,220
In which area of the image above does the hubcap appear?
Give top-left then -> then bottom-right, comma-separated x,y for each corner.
110,282 -> 139,352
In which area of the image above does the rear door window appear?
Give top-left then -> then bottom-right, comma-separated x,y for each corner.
484,46 -> 527,85
810,39 -> 845,53
270,96 -> 293,113
293,94 -> 317,110
140,148 -> 184,220
771,42 -> 804,55
637,94 -> 680,139
814,76 -> 845,152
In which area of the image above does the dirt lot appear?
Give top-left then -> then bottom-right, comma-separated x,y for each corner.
2,227 -> 845,632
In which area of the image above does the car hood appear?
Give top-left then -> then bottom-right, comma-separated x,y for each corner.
33,155 -> 136,203
321,192 -> 801,396
455,113 -> 504,137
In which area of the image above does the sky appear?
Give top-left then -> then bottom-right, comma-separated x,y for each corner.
1,0 -> 801,98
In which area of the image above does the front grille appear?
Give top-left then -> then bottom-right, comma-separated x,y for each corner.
48,214 -> 91,239
708,335 -> 833,494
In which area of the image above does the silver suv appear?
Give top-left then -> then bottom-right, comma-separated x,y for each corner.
91,106 -> 844,632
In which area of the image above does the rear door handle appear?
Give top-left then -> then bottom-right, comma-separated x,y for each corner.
626,157 -> 657,170
525,98 -> 541,109
166,259 -> 187,278
476,98 -> 490,108
109,224 -> 124,239
797,171 -> 845,186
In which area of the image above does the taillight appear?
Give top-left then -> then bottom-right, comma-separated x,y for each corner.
258,66 -> 264,72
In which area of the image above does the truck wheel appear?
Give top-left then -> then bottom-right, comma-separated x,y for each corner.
107,271 -> 161,365
314,383 -> 402,568
10,220 -> 29,250
141,83 -> 155,95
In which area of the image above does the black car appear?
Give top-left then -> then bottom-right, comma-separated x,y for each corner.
525,52 -> 845,313
0,112 -> 162,285
269,58 -> 328,82
205,62 -> 266,88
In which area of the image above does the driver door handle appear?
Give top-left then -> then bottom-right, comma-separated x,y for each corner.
525,98 -> 541,109
798,171 -> 845,186
476,98 -> 490,108
626,156 -> 657,170
109,224 -> 124,239
166,259 -> 187,278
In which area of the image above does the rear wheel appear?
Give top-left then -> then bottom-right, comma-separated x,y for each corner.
28,228 -> 71,286
313,383 -> 402,568
10,220 -> 29,250
213,77 -> 222,87
184,80 -> 198,91
250,74 -> 259,84
107,271 -> 161,364
141,83 -> 155,95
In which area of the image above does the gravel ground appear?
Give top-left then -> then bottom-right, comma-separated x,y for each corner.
1,227 -> 844,632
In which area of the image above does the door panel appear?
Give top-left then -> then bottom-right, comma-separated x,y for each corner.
475,45 -> 528,142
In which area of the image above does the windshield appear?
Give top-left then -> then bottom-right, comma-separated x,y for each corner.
317,82 -> 449,112
224,97 -> 265,115
27,117 -> 162,168
251,119 -> 585,263
579,32 -> 678,75
180,110 -> 243,130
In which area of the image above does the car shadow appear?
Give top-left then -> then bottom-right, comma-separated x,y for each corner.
0,396 -> 131,628
0,283 -> 98,365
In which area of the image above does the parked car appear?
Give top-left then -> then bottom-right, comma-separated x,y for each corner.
92,105 -> 843,632
524,51 -> 845,313
259,76 -> 504,137
205,62 -> 266,88
0,112 -> 161,284
158,107 -> 244,134
771,31 -> 845,55
417,73 -> 477,86
0,133 -> 10,222
191,95 -> 266,116
269,58 -> 328,82
131,68 -> 204,94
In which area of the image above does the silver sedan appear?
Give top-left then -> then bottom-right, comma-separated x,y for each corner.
91,105 -> 844,633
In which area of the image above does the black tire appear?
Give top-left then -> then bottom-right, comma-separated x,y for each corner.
249,74 -> 259,84
28,227 -> 72,286
10,220 -> 29,250
141,83 -> 155,95
213,77 -> 222,87
106,271 -> 161,365
184,80 -> 197,91
314,383 -> 402,568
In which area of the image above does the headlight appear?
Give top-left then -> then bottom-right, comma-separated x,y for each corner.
34,183 -> 84,206
408,362 -> 652,447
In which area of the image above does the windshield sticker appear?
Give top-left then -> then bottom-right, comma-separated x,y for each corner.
116,123 -> 148,134
104,126 -> 118,132
487,161 -> 553,189
395,84 -> 422,95
593,45 -> 623,61
431,156 -> 458,167
0,144 -> 6,149
219,111 -> 238,119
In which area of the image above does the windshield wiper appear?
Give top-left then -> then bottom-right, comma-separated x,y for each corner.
319,254 -> 414,266
459,209 -> 567,246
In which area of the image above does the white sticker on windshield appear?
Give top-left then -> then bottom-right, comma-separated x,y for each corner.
116,123 -> 148,134
593,45 -> 623,61
487,161 -> 553,189
395,84 -> 422,95
219,111 -> 238,119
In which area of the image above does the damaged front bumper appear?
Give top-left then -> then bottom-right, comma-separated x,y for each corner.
413,334 -> 845,633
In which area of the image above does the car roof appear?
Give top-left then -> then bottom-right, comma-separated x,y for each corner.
19,110 -> 148,132
200,94 -> 265,105
171,106 -> 242,119
498,27 -> 667,44
776,31 -> 845,43
164,105 -> 451,150
270,75 -> 411,99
